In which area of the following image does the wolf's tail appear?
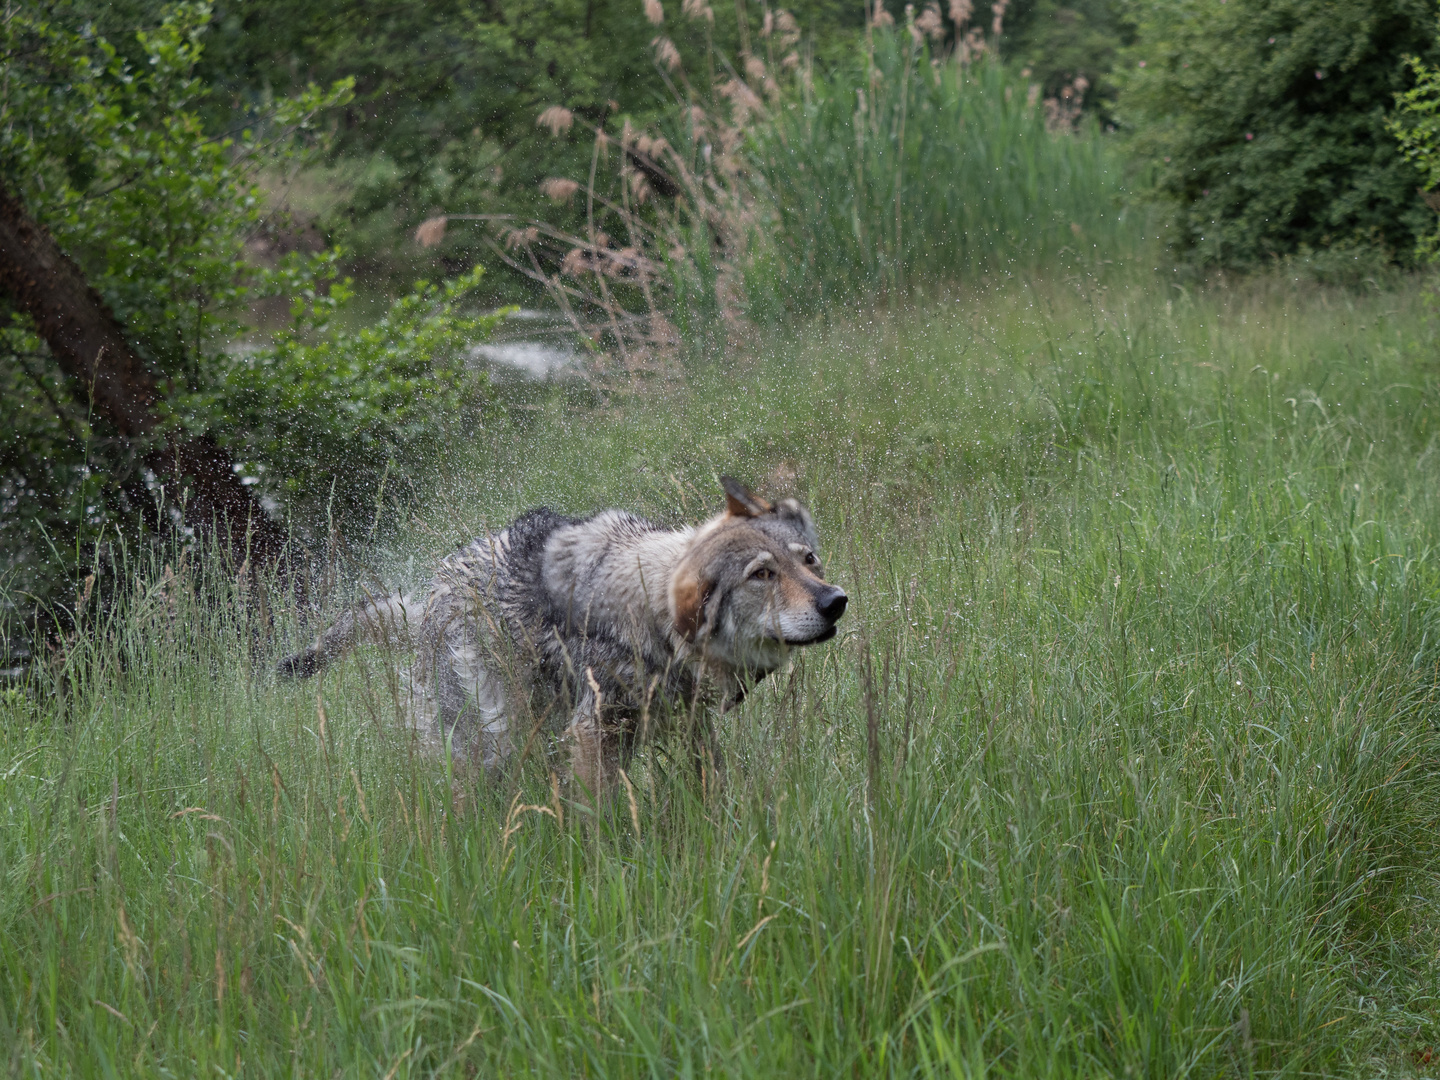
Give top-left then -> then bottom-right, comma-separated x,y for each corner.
276,592 -> 421,679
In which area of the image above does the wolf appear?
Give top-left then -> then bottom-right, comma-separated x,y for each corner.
277,477 -> 847,795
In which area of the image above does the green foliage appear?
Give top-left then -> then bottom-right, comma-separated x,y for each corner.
183,0 -> 867,279
0,6 -> 497,605
1117,0 -> 1440,268
4,275 -> 1440,1073
1003,0 -> 1134,121
1,4 -> 349,387
214,266 -> 505,523
1388,49 -> 1440,259
745,34 -> 1131,312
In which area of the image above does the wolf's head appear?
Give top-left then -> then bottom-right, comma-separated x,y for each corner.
670,476 -> 847,673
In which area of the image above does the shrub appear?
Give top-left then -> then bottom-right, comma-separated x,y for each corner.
1117,0 -> 1440,269
212,266 -> 505,525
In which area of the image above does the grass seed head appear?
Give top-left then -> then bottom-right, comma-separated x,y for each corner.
628,171 -> 652,204
775,9 -> 800,44
682,0 -> 715,21
644,0 -> 664,24
719,78 -> 764,121
949,0 -> 972,24
414,216 -> 447,248
561,247 -> 590,276
537,105 -> 574,137
653,35 -> 682,71
540,178 -> 581,204
504,225 -> 540,250
916,2 -> 944,39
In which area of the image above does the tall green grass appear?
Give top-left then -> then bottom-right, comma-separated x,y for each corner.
497,28 -> 1136,350
2,274 -> 1439,1075
743,39 -> 1133,315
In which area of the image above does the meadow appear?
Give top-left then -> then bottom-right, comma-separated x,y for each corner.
4,266 -> 1440,1077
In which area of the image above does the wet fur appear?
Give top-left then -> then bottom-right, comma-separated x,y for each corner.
277,479 -> 847,796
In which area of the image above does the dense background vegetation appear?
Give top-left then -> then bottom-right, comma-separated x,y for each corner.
6,0 -> 1436,598
4,0 -> 1440,1073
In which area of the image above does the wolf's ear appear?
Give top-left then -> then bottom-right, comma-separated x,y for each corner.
720,475 -> 772,518
671,564 -> 714,641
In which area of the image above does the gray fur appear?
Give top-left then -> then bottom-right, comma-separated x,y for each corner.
277,480 -> 846,794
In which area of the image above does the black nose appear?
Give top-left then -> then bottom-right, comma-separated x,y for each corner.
816,587 -> 848,623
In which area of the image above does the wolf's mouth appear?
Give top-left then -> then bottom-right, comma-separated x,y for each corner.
770,625 -> 839,646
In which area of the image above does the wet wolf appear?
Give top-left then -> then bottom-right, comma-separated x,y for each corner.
277,477 -> 847,795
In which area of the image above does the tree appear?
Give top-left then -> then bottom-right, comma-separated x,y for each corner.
0,178 -> 282,560
1,4 -> 500,607
1117,0 -> 1440,267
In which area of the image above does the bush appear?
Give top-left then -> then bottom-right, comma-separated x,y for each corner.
1388,48 -> 1440,260
1117,0 -> 1440,269
212,266 -> 505,525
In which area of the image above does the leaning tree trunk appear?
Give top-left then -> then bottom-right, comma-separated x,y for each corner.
0,178 -> 285,564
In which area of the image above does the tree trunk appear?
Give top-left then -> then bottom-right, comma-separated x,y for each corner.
0,178 -> 285,563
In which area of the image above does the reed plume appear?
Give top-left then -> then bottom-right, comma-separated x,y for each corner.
414,216 -> 447,248
653,35 -> 683,71
540,178 -> 582,204
537,106 -> 574,137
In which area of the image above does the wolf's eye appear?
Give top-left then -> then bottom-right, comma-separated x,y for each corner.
804,552 -> 819,566
752,566 -> 776,580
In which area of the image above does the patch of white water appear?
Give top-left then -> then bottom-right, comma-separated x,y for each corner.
469,309 -> 578,379
469,340 -> 575,378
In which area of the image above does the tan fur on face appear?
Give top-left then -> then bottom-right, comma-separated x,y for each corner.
670,565 -> 707,640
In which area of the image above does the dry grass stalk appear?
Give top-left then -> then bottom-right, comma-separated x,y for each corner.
446,7 -> 784,365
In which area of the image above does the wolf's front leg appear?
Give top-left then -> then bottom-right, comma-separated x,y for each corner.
564,682 -> 628,803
